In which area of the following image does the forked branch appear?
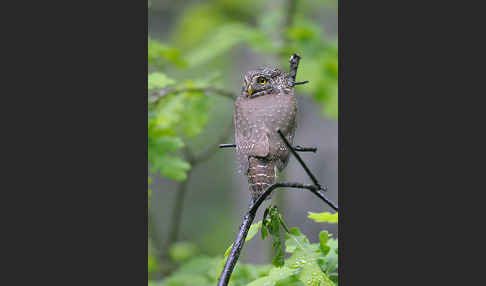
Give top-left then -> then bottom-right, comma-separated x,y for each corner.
217,182 -> 338,286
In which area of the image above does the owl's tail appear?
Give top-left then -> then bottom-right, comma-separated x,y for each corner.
247,157 -> 276,202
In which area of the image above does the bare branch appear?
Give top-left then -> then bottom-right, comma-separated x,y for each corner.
219,143 -> 317,153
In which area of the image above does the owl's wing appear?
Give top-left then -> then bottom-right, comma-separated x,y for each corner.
252,132 -> 270,158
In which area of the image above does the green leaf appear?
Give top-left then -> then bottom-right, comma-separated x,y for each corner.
324,239 -> 339,275
177,90 -> 210,137
224,221 -> 262,258
247,220 -> 263,243
272,239 -> 285,267
152,136 -> 185,152
285,228 -> 312,253
247,266 -> 296,286
307,212 -> 338,224
268,207 -> 281,235
262,207 -> 285,267
157,154 -> 191,181
148,72 -> 175,90
261,224 -> 268,240
298,263 -> 335,286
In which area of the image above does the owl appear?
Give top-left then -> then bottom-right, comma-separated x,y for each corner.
234,66 -> 297,202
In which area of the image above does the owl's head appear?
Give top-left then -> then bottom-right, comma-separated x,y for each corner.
242,67 -> 291,98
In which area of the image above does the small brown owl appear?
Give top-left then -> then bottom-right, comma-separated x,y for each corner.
234,66 -> 297,202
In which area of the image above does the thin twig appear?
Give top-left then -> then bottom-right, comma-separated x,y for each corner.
217,181 -> 338,286
219,143 -> 317,153
293,145 -> 317,153
278,129 -> 324,190
219,144 -> 237,148
293,80 -> 309,86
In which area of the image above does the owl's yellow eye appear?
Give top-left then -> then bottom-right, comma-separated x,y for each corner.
257,77 -> 267,85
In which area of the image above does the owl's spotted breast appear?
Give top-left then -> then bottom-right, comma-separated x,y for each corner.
234,92 -> 297,174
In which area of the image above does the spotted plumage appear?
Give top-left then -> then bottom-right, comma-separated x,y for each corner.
234,67 -> 297,202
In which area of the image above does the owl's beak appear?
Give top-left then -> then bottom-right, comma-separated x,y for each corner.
247,85 -> 253,96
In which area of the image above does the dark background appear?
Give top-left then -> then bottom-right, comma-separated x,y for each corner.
2,0 -> 475,285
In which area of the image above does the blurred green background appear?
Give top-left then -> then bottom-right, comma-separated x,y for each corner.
148,0 -> 338,284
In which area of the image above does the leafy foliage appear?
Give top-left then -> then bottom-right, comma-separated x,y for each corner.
249,226 -> 337,286
154,218 -> 338,286
148,38 -> 187,69
148,74 -> 213,180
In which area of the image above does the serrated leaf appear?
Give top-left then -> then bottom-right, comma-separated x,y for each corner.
307,212 -> 338,224
285,228 -> 311,253
247,266 -> 296,286
298,263 -> 335,286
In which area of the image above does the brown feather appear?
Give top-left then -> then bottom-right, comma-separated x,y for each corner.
247,157 -> 275,202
